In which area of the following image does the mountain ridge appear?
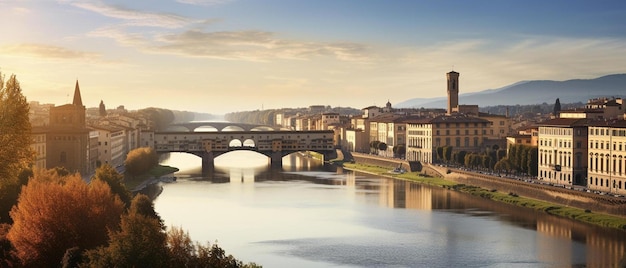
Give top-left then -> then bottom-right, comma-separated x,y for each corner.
396,74 -> 626,108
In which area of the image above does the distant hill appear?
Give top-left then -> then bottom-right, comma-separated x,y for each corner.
396,74 -> 626,108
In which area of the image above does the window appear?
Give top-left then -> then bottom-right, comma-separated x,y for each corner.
60,152 -> 67,163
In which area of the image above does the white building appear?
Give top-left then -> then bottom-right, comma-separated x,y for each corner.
587,120 -> 626,195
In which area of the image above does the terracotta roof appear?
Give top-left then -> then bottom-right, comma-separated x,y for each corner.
537,118 -> 590,127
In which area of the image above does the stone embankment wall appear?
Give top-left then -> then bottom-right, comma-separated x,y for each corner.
351,153 -> 414,171
348,153 -> 626,216
438,166 -> 626,216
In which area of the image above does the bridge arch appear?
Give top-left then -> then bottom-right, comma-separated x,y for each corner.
194,125 -> 219,132
168,122 -> 279,132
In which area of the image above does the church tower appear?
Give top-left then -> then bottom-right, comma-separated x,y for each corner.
47,80 -> 89,174
447,71 -> 459,115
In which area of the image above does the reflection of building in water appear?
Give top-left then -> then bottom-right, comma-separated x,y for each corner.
404,184 -> 433,210
376,179 -> 435,210
379,178 -> 396,208
586,231 -> 626,267
535,217 -> 577,266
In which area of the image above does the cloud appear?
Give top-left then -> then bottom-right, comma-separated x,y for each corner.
150,29 -> 371,61
67,1 -> 192,28
176,0 -> 234,6
0,43 -> 100,59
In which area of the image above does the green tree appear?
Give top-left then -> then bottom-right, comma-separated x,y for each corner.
0,73 -> 33,223
436,147 -> 444,162
527,147 -> 539,176
7,170 -> 124,267
377,142 -> 387,151
443,146 -> 453,163
456,151 -> 467,166
370,141 -> 380,154
392,144 -> 406,157
508,145 -> 518,168
84,194 -> 169,267
93,164 -> 132,207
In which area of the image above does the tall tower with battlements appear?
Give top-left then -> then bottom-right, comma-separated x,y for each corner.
447,71 -> 459,115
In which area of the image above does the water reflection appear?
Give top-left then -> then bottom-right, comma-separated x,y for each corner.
153,152 -> 626,267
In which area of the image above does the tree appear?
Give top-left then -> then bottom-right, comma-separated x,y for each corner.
392,144 -> 406,158
456,151 -> 467,166
436,147 -> 444,162
7,170 -> 124,266
527,147 -> 539,176
0,223 -> 19,267
370,141 -> 380,154
443,146 -> 453,163
124,147 -> 159,176
92,164 -> 132,207
99,100 -> 107,117
84,195 -> 169,268
0,73 -> 33,223
553,98 -> 561,117
377,142 -> 387,151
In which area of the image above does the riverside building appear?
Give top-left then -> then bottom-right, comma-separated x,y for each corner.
587,120 -> 626,195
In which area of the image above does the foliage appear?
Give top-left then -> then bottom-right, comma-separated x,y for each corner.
436,147 -> 444,162
553,98 -> 561,116
370,140 -> 380,154
7,170 -> 124,267
377,142 -> 387,151
494,158 -> 513,173
0,223 -> 18,267
443,146 -> 453,163
392,144 -> 406,157
99,100 -> 107,117
84,203 -> 169,268
93,164 -> 132,207
0,73 -> 33,224
124,147 -> 159,176
167,226 -> 262,268
527,147 -> 539,176
129,194 -> 164,229
138,107 -> 175,131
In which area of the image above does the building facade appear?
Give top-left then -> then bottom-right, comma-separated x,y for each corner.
46,81 -> 90,174
537,118 -> 589,186
406,115 -> 491,163
587,120 -> 626,195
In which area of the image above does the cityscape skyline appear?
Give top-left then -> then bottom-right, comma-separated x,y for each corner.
2,0 -> 626,114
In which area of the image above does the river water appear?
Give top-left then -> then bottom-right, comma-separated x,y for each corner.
152,152 -> 626,267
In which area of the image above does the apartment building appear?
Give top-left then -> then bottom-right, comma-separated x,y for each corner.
537,118 -> 589,186
30,127 -> 47,170
587,120 -> 626,195
406,115 -> 491,163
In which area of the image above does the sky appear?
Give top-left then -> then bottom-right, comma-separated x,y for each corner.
2,0 -> 626,114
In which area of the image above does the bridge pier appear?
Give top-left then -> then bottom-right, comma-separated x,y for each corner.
202,152 -> 215,173
270,152 -> 283,168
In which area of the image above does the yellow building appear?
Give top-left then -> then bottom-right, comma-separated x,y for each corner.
30,128 -> 47,170
537,118 -> 589,186
406,115 -> 491,163
587,120 -> 626,195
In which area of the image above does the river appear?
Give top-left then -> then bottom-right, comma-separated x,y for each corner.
152,151 -> 626,267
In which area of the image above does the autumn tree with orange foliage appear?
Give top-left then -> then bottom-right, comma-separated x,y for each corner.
124,147 -> 158,176
7,170 -> 124,267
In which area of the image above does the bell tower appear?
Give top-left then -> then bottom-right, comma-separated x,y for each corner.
447,71 -> 459,115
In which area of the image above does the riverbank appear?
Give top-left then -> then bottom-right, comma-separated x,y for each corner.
342,162 -> 626,230
125,165 -> 179,192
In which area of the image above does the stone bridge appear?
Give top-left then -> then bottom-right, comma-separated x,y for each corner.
166,122 -> 286,132
144,130 -> 337,172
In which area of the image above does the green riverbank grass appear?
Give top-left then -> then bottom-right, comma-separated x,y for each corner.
342,162 -> 626,230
